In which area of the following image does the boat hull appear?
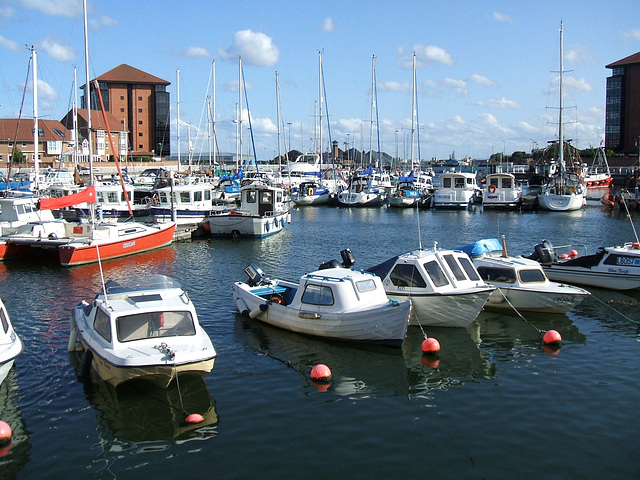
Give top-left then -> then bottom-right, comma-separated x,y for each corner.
338,192 -> 386,207
233,282 -> 410,346
207,213 -> 289,238
77,340 -> 215,388
485,285 -> 589,313
537,193 -> 585,211
542,265 -> 640,291
59,222 -> 176,267
388,289 -> 493,328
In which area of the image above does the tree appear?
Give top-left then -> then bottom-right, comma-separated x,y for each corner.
12,147 -> 26,164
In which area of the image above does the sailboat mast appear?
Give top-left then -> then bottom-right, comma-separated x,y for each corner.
212,59 -> 216,169
318,51 -> 323,168
176,69 -> 181,166
411,52 -> 416,171
369,55 -> 374,168
238,56 -> 243,171
558,22 -> 564,172
82,0 -> 93,183
73,66 -> 78,164
276,71 -> 282,171
32,46 -> 39,189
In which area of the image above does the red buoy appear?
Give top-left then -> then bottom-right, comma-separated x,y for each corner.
543,329 -> 562,345
421,337 -> 441,353
0,421 -> 12,445
310,364 -> 332,382
184,413 -> 205,424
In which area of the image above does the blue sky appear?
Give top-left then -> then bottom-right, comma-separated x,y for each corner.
1,0 -> 640,161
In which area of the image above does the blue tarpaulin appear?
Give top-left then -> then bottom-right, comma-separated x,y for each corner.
454,238 -> 503,257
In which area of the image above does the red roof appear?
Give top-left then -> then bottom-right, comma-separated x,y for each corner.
0,118 -> 68,141
94,64 -> 170,85
606,51 -> 640,69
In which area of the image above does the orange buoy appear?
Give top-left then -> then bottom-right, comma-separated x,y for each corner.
560,253 -> 569,259
543,329 -> 562,345
421,337 -> 441,353
0,421 -> 11,445
185,413 -> 205,424
310,364 -> 332,382
569,249 -> 578,257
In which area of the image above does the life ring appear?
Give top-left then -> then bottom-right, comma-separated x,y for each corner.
307,188 -> 314,196
488,184 -> 497,193
270,294 -> 287,306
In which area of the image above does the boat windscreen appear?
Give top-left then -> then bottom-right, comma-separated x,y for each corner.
365,255 -> 400,279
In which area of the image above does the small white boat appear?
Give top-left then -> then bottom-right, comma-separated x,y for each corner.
203,183 -> 290,238
338,175 -> 386,207
233,250 -> 411,346
455,238 -> 590,313
526,239 -> 640,291
388,172 -> 425,208
0,298 -> 24,386
432,172 -> 482,208
68,275 -> 216,388
482,172 -> 522,209
291,180 -> 332,206
366,243 -> 495,327
149,181 -> 217,225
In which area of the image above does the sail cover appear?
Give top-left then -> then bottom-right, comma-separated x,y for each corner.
39,185 -> 96,210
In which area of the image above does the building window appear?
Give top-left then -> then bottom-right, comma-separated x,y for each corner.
138,144 -> 143,149
138,108 -> 142,113
138,132 -> 143,137
138,121 -> 143,125
138,96 -> 142,101
120,108 -> 125,112
120,95 -> 124,100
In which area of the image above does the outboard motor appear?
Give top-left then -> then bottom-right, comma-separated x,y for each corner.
244,264 -> 265,286
318,259 -> 342,270
340,248 -> 355,268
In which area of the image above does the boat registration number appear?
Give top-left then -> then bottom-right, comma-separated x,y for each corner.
123,241 -> 136,249
616,256 -> 640,266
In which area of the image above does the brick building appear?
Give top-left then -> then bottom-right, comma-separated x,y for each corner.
605,52 -> 640,156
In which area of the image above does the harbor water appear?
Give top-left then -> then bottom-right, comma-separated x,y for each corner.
1,198 -> 639,479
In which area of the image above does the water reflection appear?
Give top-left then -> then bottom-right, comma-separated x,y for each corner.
71,354 -> 218,444
0,368 -> 30,476
235,315 -> 495,398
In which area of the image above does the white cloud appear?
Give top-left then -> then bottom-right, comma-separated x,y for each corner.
443,77 -> 467,95
493,12 -> 514,24
0,34 -> 21,52
183,46 -> 211,58
565,44 -> 594,66
26,79 -> 58,100
470,74 -> 494,87
90,15 -> 118,32
486,97 -> 522,109
17,0 -> 80,18
623,29 -> 640,41
40,37 -> 75,62
0,6 -> 15,20
320,17 -> 336,32
378,80 -> 409,93
398,44 -> 453,68
563,75 -> 593,93
221,29 -> 279,67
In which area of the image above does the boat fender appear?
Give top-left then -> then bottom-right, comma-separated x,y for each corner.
274,217 -> 279,228
79,349 -> 93,377
488,184 -> 497,193
67,314 -> 79,352
249,303 -> 268,319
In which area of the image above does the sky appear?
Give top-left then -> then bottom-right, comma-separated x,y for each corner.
1,0 -> 640,162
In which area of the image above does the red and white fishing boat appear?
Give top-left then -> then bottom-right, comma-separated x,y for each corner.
583,146 -> 613,188
2,186 -> 176,266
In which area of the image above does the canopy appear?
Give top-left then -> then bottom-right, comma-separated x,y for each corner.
39,185 -> 96,210
454,238 -> 502,257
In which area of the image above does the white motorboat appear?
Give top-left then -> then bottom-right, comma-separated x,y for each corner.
291,180 -> 332,206
526,239 -> 640,291
482,172 -> 522,209
455,238 -> 590,313
432,172 -> 482,208
0,195 -> 55,235
0,298 -> 24,386
202,183 -> 290,238
338,174 -> 386,207
366,243 -> 495,327
149,180 -> 217,225
68,275 -> 216,388
233,249 -> 411,346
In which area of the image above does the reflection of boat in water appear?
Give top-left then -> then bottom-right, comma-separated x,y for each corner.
235,314 -> 495,398
72,358 -> 218,443
475,310 -> 586,351
0,368 -> 30,475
